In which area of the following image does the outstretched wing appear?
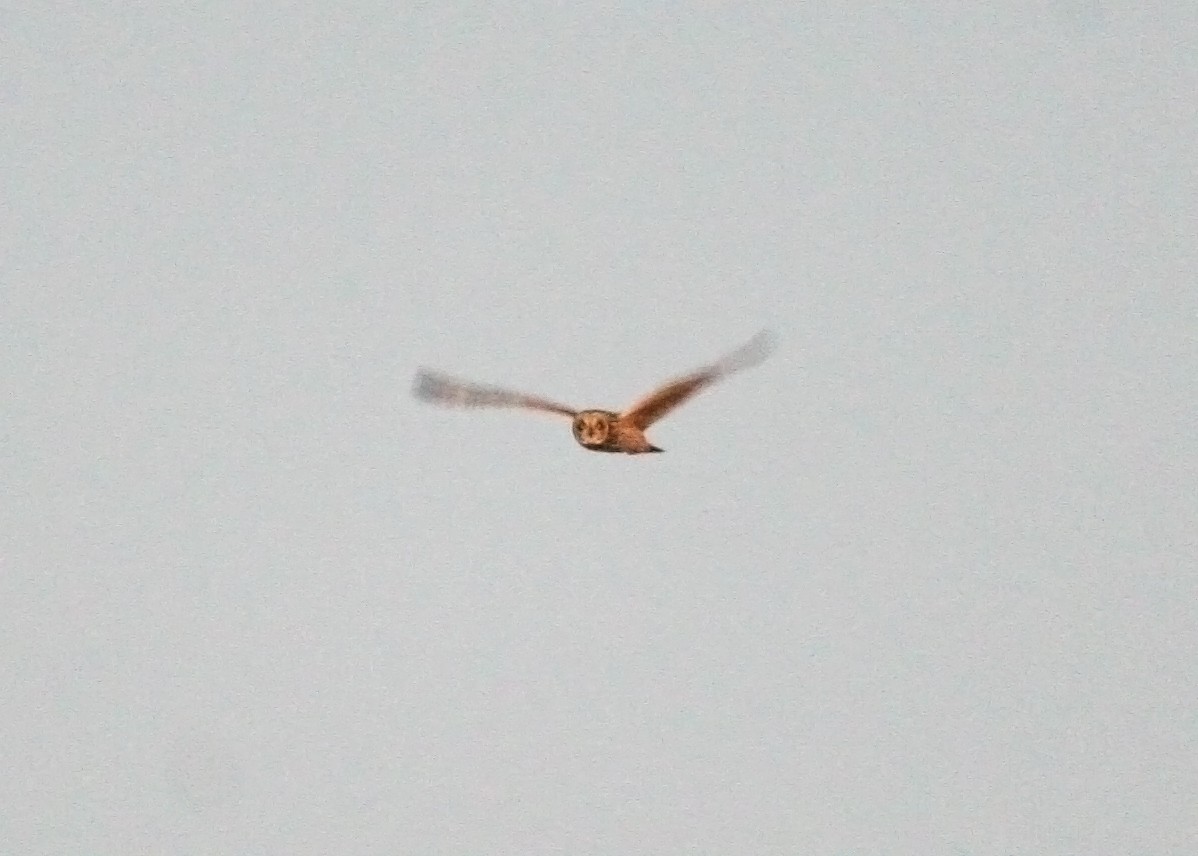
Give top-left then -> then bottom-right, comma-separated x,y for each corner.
620,330 -> 775,429
413,369 -> 577,418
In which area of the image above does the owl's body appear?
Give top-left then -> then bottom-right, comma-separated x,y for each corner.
414,331 -> 773,454
572,410 -> 662,454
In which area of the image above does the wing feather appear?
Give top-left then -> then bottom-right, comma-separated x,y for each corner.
620,331 -> 774,429
413,369 -> 577,418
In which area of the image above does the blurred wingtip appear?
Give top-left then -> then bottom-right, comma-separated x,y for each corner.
411,367 -> 440,401
721,328 -> 776,372
749,328 -> 777,357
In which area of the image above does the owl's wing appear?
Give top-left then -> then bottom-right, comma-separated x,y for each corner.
413,369 -> 578,418
619,331 -> 775,429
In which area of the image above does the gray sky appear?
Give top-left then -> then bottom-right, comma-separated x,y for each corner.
3,3 -> 1196,854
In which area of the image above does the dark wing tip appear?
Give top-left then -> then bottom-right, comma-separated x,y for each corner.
412,368 -> 466,406
718,329 -> 776,374
728,328 -> 776,368
412,368 -> 438,401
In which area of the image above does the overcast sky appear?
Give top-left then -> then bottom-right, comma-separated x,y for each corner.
3,3 -> 1196,854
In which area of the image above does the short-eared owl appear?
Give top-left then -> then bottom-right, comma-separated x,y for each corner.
413,331 -> 774,454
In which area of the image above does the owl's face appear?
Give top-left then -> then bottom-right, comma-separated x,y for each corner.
572,410 -> 614,448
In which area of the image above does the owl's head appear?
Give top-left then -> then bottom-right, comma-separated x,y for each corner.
572,410 -> 613,448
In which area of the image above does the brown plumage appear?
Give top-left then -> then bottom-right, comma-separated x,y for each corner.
413,331 -> 774,454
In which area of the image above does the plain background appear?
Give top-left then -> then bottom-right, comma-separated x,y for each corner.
3,3 -> 1196,854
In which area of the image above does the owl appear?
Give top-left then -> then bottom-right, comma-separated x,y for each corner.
413,331 -> 774,454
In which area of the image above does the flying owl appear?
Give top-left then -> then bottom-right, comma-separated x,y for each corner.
413,331 -> 774,454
